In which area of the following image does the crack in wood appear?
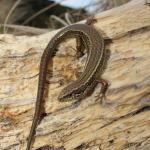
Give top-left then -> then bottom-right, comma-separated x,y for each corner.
37,146 -> 65,150
96,105 -> 150,130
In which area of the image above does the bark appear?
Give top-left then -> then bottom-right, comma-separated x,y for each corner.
0,0 -> 150,150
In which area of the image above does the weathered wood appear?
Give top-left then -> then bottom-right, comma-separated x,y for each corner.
0,0 -> 150,150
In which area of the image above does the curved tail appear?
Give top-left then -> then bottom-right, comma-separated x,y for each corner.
26,55 -> 48,150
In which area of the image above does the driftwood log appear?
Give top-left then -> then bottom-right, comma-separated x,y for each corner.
0,0 -> 150,150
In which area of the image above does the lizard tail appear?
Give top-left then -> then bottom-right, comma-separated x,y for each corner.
26,55 -> 48,150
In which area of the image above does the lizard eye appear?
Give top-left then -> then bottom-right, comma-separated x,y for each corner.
74,93 -> 80,99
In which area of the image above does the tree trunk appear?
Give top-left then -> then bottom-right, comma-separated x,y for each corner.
0,0 -> 150,150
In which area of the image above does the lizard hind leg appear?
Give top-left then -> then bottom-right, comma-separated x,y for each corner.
75,37 -> 85,58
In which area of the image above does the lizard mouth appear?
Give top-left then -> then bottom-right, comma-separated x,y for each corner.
58,96 -> 72,102
58,92 -> 74,102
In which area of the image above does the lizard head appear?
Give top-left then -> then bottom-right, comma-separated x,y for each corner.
58,84 -> 82,101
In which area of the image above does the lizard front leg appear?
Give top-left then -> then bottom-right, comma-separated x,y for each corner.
95,78 -> 111,106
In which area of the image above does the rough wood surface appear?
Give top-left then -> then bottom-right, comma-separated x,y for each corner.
0,0 -> 150,150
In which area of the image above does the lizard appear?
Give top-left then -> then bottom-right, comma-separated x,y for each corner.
26,20 -> 108,150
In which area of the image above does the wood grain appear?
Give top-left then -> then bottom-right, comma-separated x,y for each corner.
0,0 -> 150,149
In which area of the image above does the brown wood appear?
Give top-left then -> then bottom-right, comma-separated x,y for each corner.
0,0 -> 150,149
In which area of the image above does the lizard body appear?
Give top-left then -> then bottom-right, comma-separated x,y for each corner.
26,23 -> 107,150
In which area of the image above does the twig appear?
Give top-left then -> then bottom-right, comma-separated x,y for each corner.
3,0 -> 22,34
0,23 -> 49,35
50,15 -> 69,26
65,13 -> 74,25
22,0 -> 67,25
